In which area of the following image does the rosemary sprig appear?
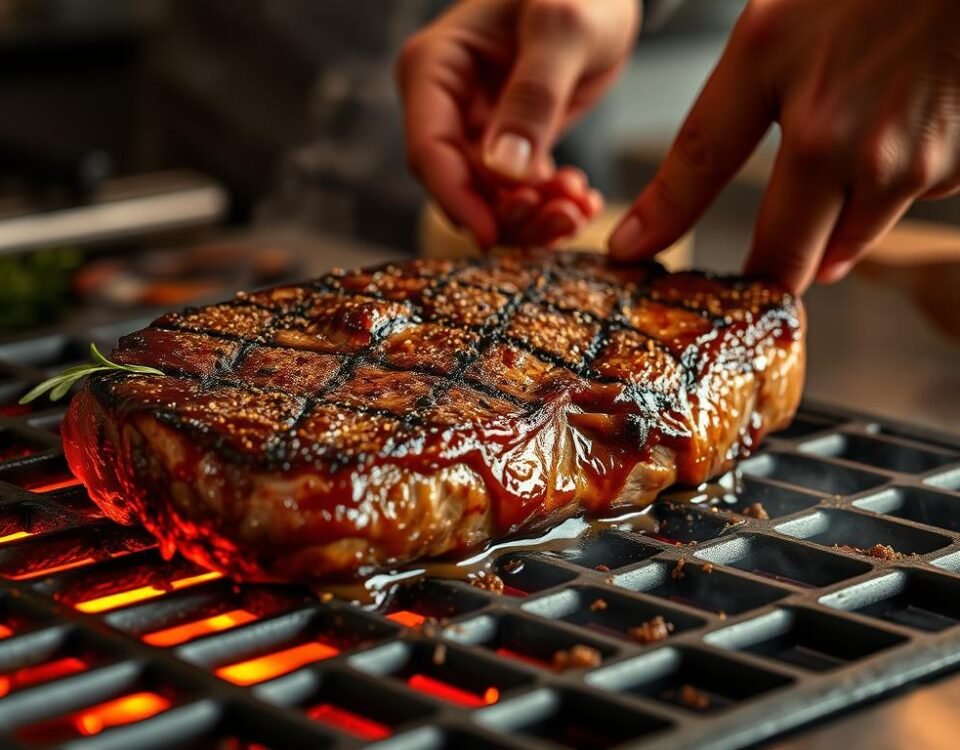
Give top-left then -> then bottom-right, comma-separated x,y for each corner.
18,343 -> 164,405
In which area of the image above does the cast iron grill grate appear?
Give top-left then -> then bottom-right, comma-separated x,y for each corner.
1,325 -> 960,749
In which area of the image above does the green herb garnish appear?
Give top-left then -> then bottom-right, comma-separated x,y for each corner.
19,343 -> 164,405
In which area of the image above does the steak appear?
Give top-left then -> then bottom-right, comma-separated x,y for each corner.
62,250 -> 805,581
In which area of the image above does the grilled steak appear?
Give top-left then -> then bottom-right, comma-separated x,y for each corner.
63,250 -> 805,581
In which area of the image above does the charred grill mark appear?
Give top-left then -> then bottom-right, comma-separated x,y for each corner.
92,252 -> 801,472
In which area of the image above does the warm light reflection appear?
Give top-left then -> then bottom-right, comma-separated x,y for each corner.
75,571 -> 223,613
0,624 -> 14,639
386,610 -> 425,628
74,692 -> 171,735
0,657 -> 87,698
406,674 -> 499,707
495,647 -> 549,668
216,641 -> 340,686
143,609 -> 257,647
0,531 -> 31,545
9,557 -> 97,581
27,477 -> 82,493
308,703 -> 391,740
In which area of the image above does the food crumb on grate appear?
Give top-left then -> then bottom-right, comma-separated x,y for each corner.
594,564 -> 611,573
590,598 -> 608,612
671,684 -> 712,710
469,571 -> 505,594
741,502 -> 770,520
628,615 -> 674,644
672,558 -> 687,580
552,644 -> 602,671
834,543 -> 905,561
717,610 -> 727,621
501,558 -> 524,574
432,643 -> 447,666
703,562 -> 715,574
319,592 -> 334,603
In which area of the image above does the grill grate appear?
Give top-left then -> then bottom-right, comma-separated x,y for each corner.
1,325 -> 960,749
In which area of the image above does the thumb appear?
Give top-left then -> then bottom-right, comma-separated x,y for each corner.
483,3 -> 590,181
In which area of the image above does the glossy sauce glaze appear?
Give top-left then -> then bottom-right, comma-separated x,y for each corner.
63,251 -> 804,582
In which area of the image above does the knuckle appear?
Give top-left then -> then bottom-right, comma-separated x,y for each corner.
902,150 -> 936,193
526,0 -> 589,38
858,136 -> 903,191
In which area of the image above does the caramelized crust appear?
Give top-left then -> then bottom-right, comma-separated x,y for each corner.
62,250 -> 805,581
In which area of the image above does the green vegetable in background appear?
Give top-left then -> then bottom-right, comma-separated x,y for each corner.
19,343 -> 164,404
0,247 -> 82,333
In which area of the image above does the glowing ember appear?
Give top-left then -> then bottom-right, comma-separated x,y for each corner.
16,691 -> 171,744
75,571 -> 222,613
143,609 -> 257,647
9,557 -> 97,581
0,624 -> 14,639
495,647 -> 549,669
0,531 -> 31,545
216,641 -> 340,686
25,476 -> 82,493
0,657 -> 87,698
386,610 -> 426,628
75,692 -> 171,736
406,674 -> 499,707
307,703 -> 391,740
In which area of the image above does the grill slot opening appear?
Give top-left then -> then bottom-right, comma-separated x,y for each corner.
351,641 -> 531,708
707,608 -> 906,671
524,586 -> 705,644
855,486 -> 960,532
771,412 -> 841,440
721,476 -> 823,519
476,688 -> 672,749
823,570 -> 960,632
801,433 -> 959,475
777,509 -> 953,558
267,669 -> 436,741
741,452 -> 888,495
14,690 -> 174,745
185,607 -> 393,686
0,454 -> 81,493
0,525 -> 157,582
494,554 -> 578,596
445,613 -> 615,672
617,560 -> 790,616
380,580 -> 490,626
0,629 -> 109,700
588,646 -> 793,713
108,584 -> 307,647
697,535 -> 873,588
0,430 -> 51,464
544,531 -> 661,571
643,504 -> 732,546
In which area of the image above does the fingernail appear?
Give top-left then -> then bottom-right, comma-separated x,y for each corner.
608,215 -> 643,257
485,133 -> 531,179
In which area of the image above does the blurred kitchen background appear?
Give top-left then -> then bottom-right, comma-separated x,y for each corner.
0,0 -> 957,435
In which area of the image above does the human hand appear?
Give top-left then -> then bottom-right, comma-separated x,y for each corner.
396,0 -> 638,248
609,0 -> 960,293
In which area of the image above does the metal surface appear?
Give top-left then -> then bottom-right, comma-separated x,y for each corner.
1,318 -> 960,748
